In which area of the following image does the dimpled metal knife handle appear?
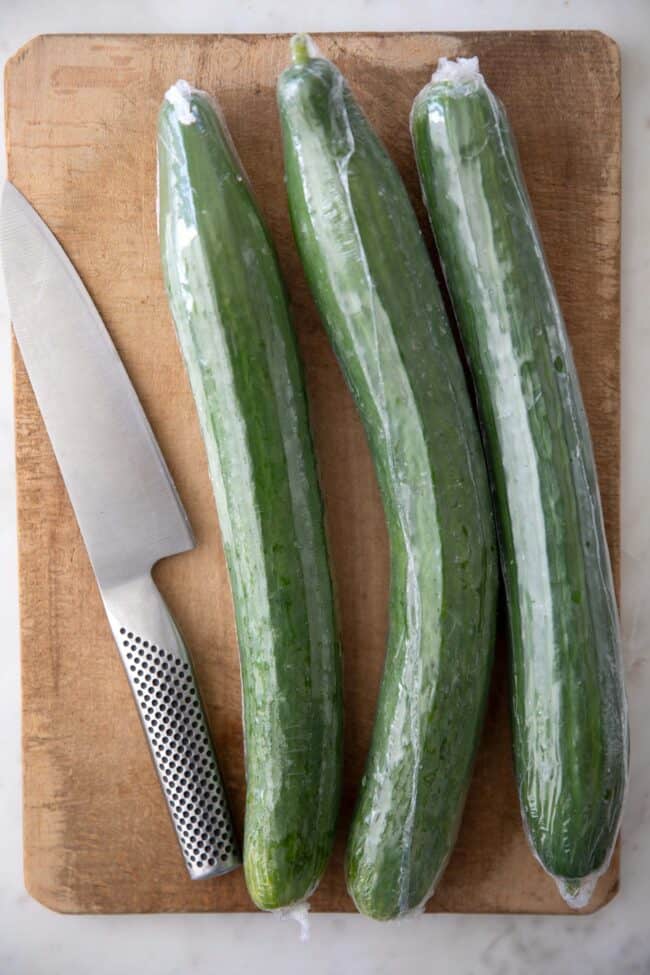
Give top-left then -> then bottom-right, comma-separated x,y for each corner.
104,574 -> 240,880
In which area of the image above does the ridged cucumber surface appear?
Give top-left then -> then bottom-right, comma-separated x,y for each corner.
158,81 -> 342,911
411,56 -> 628,907
278,37 -> 498,920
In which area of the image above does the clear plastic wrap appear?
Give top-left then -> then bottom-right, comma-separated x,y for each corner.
411,56 -> 629,909
278,36 -> 498,920
158,79 -> 342,916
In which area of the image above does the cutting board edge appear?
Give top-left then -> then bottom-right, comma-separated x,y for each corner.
4,27 -> 621,75
20,872 -> 620,918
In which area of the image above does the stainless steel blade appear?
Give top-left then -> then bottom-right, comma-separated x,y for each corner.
0,182 -> 193,588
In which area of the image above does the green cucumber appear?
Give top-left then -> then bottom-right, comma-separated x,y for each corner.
278,37 -> 498,920
158,81 -> 342,911
410,56 -> 628,907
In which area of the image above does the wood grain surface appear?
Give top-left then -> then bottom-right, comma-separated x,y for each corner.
6,31 -> 621,914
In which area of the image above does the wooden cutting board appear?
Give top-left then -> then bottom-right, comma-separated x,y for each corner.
6,31 -> 621,915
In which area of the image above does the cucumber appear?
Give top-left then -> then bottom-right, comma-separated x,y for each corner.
157,81 -> 342,911
410,57 -> 629,907
277,37 -> 498,920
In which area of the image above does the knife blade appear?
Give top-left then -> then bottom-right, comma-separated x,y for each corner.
1,181 -> 240,880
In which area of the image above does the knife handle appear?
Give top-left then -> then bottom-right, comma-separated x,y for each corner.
103,573 -> 241,880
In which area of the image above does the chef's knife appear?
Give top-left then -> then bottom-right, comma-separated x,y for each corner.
1,182 -> 240,880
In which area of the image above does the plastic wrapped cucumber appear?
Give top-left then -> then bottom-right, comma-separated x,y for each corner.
278,37 -> 498,920
158,81 -> 342,912
411,56 -> 629,908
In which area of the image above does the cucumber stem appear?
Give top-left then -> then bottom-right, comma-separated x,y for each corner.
291,34 -> 312,66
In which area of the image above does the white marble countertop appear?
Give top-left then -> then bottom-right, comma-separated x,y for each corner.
1,1 -> 648,972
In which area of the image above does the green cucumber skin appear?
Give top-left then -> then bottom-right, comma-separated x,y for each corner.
411,74 -> 628,891
278,53 -> 498,920
158,87 -> 342,911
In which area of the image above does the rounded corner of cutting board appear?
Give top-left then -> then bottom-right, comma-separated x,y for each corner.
24,865 -> 81,916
